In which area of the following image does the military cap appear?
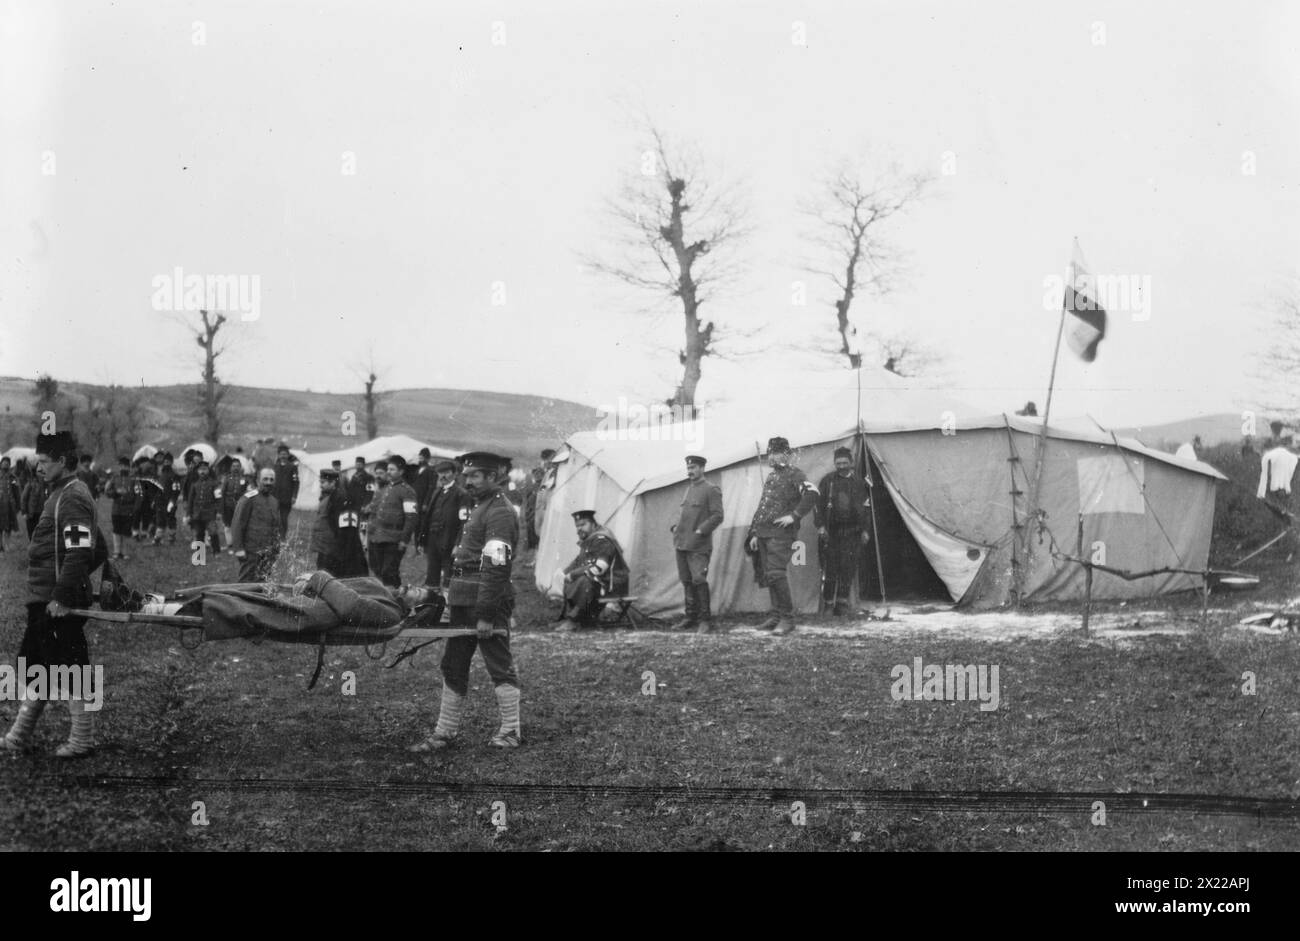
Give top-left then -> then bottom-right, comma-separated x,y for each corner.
766,436 -> 792,454
277,443 -> 290,454
833,446 -> 852,460
685,455 -> 707,467
320,467 -> 340,481
354,456 -> 366,463
36,431 -> 77,457
459,451 -> 510,474
418,447 -> 431,458
540,448 -> 557,461
433,459 -> 457,473
331,459 -> 342,469
572,509 -> 597,524
117,456 -> 131,467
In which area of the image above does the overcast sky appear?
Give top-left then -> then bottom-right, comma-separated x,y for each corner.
2,0 -> 1298,428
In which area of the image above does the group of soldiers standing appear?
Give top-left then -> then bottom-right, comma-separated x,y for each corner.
550,435 -> 874,637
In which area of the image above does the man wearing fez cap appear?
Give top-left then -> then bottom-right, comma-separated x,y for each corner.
310,467 -> 368,577
421,459 -> 473,590
410,451 -> 522,752
815,446 -> 872,617
670,455 -> 724,633
747,436 -> 818,635
154,450 -> 183,545
555,509 -> 629,632
3,431 -> 103,757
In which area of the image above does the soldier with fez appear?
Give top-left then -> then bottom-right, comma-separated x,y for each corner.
3,431 -> 104,758
747,436 -> 818,636
555,509 -> 630,633
409,452 -> 522,752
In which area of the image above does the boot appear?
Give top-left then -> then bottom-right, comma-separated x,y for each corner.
771,580 -> 796,635
695,583 -> 715,634
408,683 -> 463,752
773,617 -> 797,636
668,586 -> 698,631
2,698 -> 46,752
54,699 -> 94,759
754,613 -> 780,631
490,684 -> 521,748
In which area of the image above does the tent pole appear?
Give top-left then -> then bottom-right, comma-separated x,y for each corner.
861,432 -> 887,605
1020,274 -> 1070,600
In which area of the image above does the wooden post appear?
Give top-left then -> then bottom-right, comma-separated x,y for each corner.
1078,513 -> 1091,636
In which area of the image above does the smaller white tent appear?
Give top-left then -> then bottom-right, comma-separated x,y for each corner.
292,435 -> 459,509
132,444 -> 158,463
2,446 -> 36,468
173,442 -> 217,472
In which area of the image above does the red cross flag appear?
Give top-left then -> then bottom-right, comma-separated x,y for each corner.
338,511 -> 359,528
1064,239 -> 1107,362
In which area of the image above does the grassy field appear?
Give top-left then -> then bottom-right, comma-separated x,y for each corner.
1,499 -> 1298,852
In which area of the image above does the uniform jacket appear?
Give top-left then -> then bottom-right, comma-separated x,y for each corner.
346,468 -> 374,510
815,470 -> 871,530
673,476 -> 724,552
157,469 -> 183,515
748,463 -> 818,539
221,470 -> 247,511
27,474 -> 100,606
21,479 -> 46,518
310,489 -> 367,575
273,459 -> 300,505
187,476 -> 220,522
230,490 -> 281,554
106,470 -> 139,516
452,486 -> 518,623
423,482 -> 474,555
134,467 -> 157,512
565,525 -> 630,595
367,479 -> 418,545
0,470 -> 20,527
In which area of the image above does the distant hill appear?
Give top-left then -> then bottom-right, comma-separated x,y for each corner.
1111,413 -> 1253,453
0,377 -> 597,461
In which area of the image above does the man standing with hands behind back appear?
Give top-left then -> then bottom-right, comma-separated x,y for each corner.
669,455 -> 724,633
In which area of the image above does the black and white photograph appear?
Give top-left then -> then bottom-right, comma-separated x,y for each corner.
0,0 -> 1296,888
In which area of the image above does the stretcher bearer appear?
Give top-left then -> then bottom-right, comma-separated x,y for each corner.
3,432 -> 102,758
366,456 -> 418,587
310,467 -> 368,577
410,452 -> 522,752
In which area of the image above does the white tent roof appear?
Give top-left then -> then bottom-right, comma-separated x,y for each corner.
2,446 -> 36,465
290,434 -> 459,509
565,369 -> 1225,496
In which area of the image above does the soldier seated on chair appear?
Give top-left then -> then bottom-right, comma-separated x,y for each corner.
556,509 -> 629,632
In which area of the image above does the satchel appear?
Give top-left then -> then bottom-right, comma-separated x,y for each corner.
446,575 -> 480,607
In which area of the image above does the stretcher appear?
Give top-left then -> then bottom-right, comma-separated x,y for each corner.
68,577 -> 506,688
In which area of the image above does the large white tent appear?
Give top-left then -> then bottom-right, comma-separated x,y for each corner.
536,369 -> 1226,616
291,434 -> 459,509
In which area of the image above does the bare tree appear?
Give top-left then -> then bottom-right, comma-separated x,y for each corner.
176,309 -> 230,446
353,349 -> 391,440
586,124 -> 748,409
804,161 -> 930,368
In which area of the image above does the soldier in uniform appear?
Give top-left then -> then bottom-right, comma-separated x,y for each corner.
219,457 -> 248,546
747,436 -> 819,636
669,455 -> 724,633
20,464 -> 46,541
555,509 -> 630,632
815,446 -> 872,616
154,451 -> 183,544
409,448 -> 435,551
76,453 -> 100,499
230,468 -> 283,582
366,455 -> 418,587
104,456 -> 138,560
409,452 -> 521,752
0,455 -> 20,552
2,432 -> 102,758
422,459 -> 473,589
185,459 -> 222,557
309,467 -> 367,577
272,444 -> 299,539
132,455 -> 157,542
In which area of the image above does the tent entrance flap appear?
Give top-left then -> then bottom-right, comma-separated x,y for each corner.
866,450 -> 987,603
859,452 -> 950,602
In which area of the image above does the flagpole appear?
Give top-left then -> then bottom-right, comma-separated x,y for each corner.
1017,242 -> 1072,603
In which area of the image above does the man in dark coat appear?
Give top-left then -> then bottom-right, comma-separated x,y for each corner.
185,459 -> 222,557
669,455 -> 724,633
309,467 -> 368,577
815,446 -> 872,616
747,436 -> 818,636
366,456 -> 418,587
153,452 -> 183,545
271,444 -> 299,538
421,460 -> 473,589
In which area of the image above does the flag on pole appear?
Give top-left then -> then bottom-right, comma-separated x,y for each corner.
1064,240 -> 1107,362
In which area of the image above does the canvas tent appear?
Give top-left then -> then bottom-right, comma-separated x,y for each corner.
131,444 -> 158,463
535,369 -> 1226,616
173,442 -> 217,472
2,446 -> 36,467
291,434 -> 459,510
